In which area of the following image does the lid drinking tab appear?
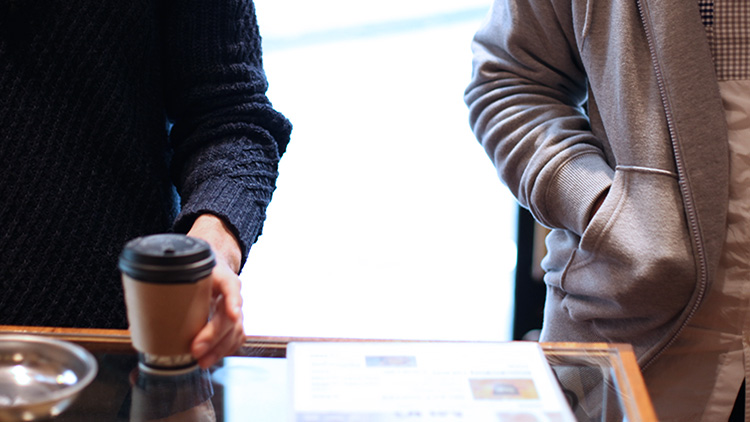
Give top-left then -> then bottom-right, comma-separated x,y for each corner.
118,234 -> 215,283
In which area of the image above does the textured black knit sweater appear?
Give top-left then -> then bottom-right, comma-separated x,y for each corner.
0,0 -> 291,328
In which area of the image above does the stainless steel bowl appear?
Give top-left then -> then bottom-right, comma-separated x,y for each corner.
0,335 -> 97,421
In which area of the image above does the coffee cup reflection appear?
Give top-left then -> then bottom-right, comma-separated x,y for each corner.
130,367 -> 216,422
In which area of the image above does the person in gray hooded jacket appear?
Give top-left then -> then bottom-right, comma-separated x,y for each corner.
465,0 -> 745,420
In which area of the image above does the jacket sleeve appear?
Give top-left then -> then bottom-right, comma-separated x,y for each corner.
161,0 -> 292,267
465,0 -> 612,235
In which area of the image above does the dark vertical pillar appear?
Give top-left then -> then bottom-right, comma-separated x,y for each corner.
512,206 -> 547,340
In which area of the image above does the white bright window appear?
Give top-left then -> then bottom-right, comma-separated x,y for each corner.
240,0 -> 518,342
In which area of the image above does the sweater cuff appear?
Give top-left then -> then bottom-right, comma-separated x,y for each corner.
173,179 -> 268,270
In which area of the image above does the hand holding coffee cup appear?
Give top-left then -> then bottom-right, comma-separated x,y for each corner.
119,234 -> 215,375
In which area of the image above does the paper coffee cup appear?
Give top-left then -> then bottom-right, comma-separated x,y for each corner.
119,234 -> 215,374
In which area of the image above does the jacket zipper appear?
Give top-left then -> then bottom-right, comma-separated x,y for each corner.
635,0 -> 709,371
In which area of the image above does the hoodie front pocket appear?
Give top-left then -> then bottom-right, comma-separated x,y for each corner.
551,166 -> 696,335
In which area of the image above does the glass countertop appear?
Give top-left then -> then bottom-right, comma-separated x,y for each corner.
0,327 -> 656,422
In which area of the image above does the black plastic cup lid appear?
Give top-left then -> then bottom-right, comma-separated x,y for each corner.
118,234 -> 215,283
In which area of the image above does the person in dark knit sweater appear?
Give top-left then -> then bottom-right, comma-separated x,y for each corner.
0,0 -> 291,368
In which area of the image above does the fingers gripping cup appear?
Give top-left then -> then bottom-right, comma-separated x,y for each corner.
119,234 -> 215,375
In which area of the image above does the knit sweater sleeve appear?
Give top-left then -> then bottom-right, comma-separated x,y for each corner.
162,0 -> 292,268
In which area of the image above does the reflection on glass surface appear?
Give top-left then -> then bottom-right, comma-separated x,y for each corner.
545,346 -> 649,422
54,353 -> 289,422
130,368 -> 215,422
48,341 -> 653,422
50,353 -> 217,421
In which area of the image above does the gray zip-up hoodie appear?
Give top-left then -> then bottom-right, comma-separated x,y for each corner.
466,0 -> 729,368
